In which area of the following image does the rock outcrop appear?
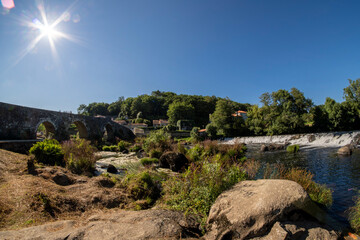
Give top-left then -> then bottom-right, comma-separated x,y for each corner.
205,179 -> 338,240
0,209 -> 201,240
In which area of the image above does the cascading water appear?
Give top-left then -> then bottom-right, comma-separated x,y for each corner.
225,130 -> 360,148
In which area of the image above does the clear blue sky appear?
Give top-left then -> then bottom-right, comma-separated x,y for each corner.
1,0 -> 360,112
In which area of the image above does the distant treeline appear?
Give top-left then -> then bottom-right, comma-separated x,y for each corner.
77,90 -> 251,129
78,79 -> 360,136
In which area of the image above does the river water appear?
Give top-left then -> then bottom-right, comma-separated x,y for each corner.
245,144 -> 360,227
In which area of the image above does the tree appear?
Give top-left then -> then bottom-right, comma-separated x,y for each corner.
210,99 -> 235,137
344,79 -> 360,105
167,101 -> 195,125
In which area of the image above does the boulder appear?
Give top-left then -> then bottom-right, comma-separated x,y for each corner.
260,144 -> 268,152
0,209 -> 200,240
205,179 -> 338,240
52,172 -> 74,186
337,145 -> 352,156
107,164 -> 118,174
260,143 -> 287,152
159,152 -> 189,172
308,134 -> 316,143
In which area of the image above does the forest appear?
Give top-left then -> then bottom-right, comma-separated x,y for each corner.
78,79 -> 360,137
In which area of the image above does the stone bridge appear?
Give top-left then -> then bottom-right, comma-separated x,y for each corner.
0,102 -> 135,142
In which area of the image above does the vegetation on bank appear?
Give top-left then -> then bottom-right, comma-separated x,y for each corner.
26,130 -> 336,231
349,192 -> 360,234
263,164 -> 333,207
78,79 -> 360,138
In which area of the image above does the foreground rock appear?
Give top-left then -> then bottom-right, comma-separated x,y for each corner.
0,209 -> 200,240
159,152 -> 189,172
205,179 -> 338,240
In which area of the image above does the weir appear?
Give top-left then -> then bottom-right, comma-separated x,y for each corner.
226,131 -> 360,147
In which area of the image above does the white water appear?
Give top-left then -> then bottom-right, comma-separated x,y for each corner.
224,130 -> 360,148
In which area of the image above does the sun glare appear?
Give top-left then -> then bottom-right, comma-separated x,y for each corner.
12,1 -> 81,67
39,24 -> 57,39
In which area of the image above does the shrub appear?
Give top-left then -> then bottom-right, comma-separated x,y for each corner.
349,192 -> 360,234
122,171 -> 161,207
163,160 -> 247,227
102,146 -> 111,151
118,140 -> 131,152
206,123 -> 218,139
62,139 -> 97,175
129,144 -> 142,152
263,165 -> 332,207
149,148 -> 162,159
143,130 -> 172,153
286,144 -> 300,153
29,139 -> 64,166
190,127 -> 202,142
186,144 -> 204,162
140,158 -> 159,166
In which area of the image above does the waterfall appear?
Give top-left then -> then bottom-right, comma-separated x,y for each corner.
225,130 -> 360,147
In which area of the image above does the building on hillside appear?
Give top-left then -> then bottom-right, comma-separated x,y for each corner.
153,119 -> 169,128
232,110 -> 248,120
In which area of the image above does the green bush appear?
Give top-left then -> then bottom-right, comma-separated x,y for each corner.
349,192 -> 360,234
149,148 -> 162,159
190,127 -> 202,142
263,165 -> 332,207
129,144 -> 142,152
122,171 -> 161,207
163,161 -> 247,227
286,144 -> 300,153
140,158 -> 159,166
118,140 -> 131,152
102,146 -> 112,151
186,144 -> 204,162
29,139 -> 64,166
62,139 -> 97,175
143,130 -> 172,153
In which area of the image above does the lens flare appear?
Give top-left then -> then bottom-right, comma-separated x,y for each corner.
1,0 -> 15,9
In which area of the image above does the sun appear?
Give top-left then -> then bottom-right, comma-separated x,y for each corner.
39,24 -> 57,39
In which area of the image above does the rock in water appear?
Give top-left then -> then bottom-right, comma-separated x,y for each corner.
159,152 -> 189,172
107,164 -> 118,174
308,134 -> 316,143
337,145 -> 353,156
205,179 -> 338,240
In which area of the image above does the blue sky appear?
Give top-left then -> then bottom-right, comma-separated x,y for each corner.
1,0 -> 360,112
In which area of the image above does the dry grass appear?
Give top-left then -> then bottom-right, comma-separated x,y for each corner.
0,149 -> 131,231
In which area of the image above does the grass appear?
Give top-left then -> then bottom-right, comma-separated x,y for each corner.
62,139 -> 97,175
140,158 -> 159,166
162,160 -> 247,228
263,164 -> 332,207
349,192 -> 360,234
286,144 -> 300,153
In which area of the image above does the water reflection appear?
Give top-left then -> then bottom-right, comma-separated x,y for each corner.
246,145 -> 360,226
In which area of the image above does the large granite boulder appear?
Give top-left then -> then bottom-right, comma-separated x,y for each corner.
337,145 -> 353,156
205,179 -> 338,240
0,209 -> 200,240
159,152 -> 189,172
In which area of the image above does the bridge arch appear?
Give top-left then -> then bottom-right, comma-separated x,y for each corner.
103,123 -> 114,142
71,121 -> 88,139
35,120 -> 56,139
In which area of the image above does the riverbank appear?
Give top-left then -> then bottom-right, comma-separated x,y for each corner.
225,130 -> 360,148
